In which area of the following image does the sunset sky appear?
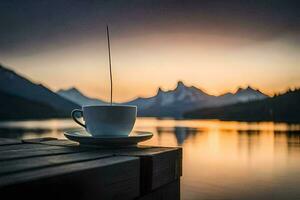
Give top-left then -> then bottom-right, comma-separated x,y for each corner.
1,0 -> 299,102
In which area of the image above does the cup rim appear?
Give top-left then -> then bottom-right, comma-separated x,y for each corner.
82,104 -> 137,109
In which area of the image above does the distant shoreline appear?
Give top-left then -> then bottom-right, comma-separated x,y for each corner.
1,116 -> 299,124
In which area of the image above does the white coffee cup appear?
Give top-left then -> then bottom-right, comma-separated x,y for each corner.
71,105 -> 137,137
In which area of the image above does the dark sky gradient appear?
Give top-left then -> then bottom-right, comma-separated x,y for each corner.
0,0 -> 299,101
1,0 -> 299,55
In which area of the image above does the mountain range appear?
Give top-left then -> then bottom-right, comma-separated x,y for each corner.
184,89 -> 300,123
0,65 -> 79,120
58,81 -> 268,118
57,87 -> 106,105
2,64 -> 298,122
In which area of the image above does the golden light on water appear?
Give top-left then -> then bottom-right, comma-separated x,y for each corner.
137,119 -> 300,199
1,118 -> 299,199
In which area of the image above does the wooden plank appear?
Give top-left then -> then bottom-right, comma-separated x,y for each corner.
0,151 -> 113,175
0,143 -> 60,151
0,138 -> 22,146
22,137 -> 58,143
23,138 -> 78,147
0,156 -> 140,200
0,146 -> 89,161
151,149 -> 182,189
137,179 -> 180,200
113,146 -> 182,194
112,145 -> 180,156
8,138 -> 182,196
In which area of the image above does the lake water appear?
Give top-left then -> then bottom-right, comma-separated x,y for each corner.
1,118 -> 300,200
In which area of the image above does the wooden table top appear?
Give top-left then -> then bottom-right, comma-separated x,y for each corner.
0,137 -> 182,200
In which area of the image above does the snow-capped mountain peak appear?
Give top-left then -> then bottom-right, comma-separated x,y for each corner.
175,80 -> 186,90
56,81 -> 269,118
68,87 -> 81,93
157,87 -> 164,94
57,87 -> 106,106
234,86 -> 268,102
236,86 -> 256,93
0,64 -> 79,113
143,81 -> 213,107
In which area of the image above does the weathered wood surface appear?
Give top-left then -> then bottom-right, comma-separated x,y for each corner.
0,137 -> 182,200
137,180 -> 180,200
0,138 -> 22,146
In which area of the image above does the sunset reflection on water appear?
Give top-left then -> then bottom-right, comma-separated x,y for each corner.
0,118 -> 300,199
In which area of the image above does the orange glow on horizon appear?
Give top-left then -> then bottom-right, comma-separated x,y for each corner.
2,30 -> 299,102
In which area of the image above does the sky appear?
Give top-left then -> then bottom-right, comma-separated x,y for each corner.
0,0 -> 299,102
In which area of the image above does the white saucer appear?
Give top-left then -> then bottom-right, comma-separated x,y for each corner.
64,128 -> 153,147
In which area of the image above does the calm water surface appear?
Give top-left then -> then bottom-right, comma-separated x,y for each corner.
1,118 -> 300,200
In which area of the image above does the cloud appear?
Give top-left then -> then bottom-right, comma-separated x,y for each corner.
0,0 -> 299,55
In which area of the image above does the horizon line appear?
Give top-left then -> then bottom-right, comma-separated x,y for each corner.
59,81 -> 300,103
1,63 -> 298,102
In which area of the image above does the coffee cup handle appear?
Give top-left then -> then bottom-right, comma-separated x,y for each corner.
71,109 -> 86,128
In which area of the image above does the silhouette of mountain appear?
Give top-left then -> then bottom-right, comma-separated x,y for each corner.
126,81 -> 268,117
215,86 -> 268,107
0,90 -> 66,120
125,81 -> 214,117
57,87 -> 106,106
0,65 -> 79,118
56,81 -> 268,118
184,89 -> 300,123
